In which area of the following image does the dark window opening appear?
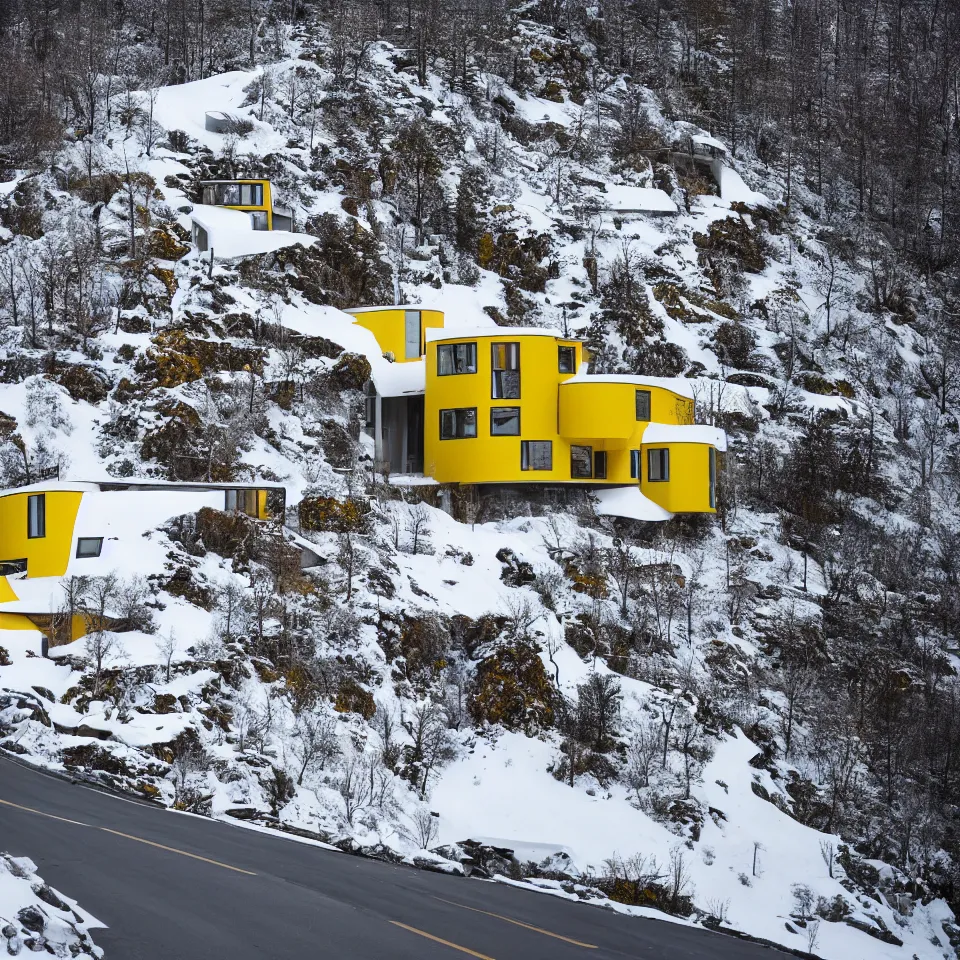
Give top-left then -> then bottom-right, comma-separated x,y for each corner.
27,494 -> 45,539
0,558 -> 27,577
76,538 -> 103,559
558,346 -> 576,373
709,447 -> 717,509
630,449 -> 641,479
570,445 -> 593,478
648,448 -> 670,482
437,342 -> 477,375
439,408 -> 478,439
203,182 -> 263,207
492,342 -> 520,399
594,451 -> 607,479
490,407 -> 521,435
521,440 -> 552,471
636,389 -> 652,421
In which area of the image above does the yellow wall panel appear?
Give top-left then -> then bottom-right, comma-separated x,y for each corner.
347,308 -> 445,362
0,491 -> 84,578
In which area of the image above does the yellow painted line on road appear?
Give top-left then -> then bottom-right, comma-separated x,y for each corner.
99,828 -> 257,875
0,796 -> 91,827
389,920 -> 496,959
434,896 -> 598,949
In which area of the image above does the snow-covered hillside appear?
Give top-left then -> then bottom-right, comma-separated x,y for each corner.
1,8 -> 960,960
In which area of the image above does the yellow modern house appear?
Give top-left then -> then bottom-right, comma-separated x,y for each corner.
191,179 -> 295,252
0,480 -> 287,647
350,308 -> 726,517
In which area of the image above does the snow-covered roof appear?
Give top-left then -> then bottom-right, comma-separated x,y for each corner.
425,326 -> 569,343
691,133 -> 728,153
0,479 -> 281,499
0,481 -> 100,498
561,374 -> 695,400
711,161 -> 771,207
345,305 -> 435,315
593,485 -> 673,521
188,204 -> 315,259
601,186 -> 677,215
642,423 -> 727,450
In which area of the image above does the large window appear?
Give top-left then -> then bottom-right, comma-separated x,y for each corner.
492,342 -> 520,399
0,559 -> 27,576
558,346 -> 576,373
630,449 -> 641,479
437,342 -> 477,375
203,182 -> 263,206
439,407 -> 478,439
521,440 -> 552,471
594,451 -> 607,479
709,447 -> 717,509
490,407 -> 521,435
570,445 -> 593,478
647,448 -> 670,482
27,494 -> 45,539
225,489 -> 261,518
636,389 -> 652,421
76,538 -> 103,559
249,211 -> 269,231
405,310 -> 422,360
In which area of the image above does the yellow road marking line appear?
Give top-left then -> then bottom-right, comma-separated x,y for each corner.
99,829 -> 257,875
0,796 -> 91,827
434,896 -> 598,949
389,920 -> 496,959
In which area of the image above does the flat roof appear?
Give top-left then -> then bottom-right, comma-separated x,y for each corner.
642,423 -> 727,450
199,179 -> 269,184
345,305 -> 438,314
561,374 -> 695,400
0,479 -> 286,499
425,326 -> 576,343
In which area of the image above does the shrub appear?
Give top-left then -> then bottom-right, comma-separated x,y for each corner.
299,496 -> 367,533
469,642 -> 556,734
334,677 -> 376,719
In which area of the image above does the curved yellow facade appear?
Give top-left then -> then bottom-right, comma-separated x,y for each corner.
346,307 -> 444,362
640,443 -> 717,513
0,490 -> 83,578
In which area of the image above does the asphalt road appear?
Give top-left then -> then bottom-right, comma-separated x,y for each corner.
0,756 -> 785,959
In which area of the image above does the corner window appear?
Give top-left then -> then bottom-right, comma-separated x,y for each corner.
490,407 -> 521,436
0,559 -> 27,576
630,449 -> 641,479
521,440 -> 552,471
558,346 -> 576,373
492,342 -> 520,399
27,494 -> 45,539
440,408 -> 478,439
570,445 -> 593,479
76,538 -> 103,559
636,389 -> 652,421
594,451 -> 607,479
225,489 -> 260,517
648,448 -> 670,482
437,342 -> 477,375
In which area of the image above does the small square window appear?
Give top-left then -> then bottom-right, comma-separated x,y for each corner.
490,407 -> 521,435
636,389 -> 652,421
76,538 -> 103,559
440,407 -> 478,439
27,494 -> 45,539
521,440 -> 552,471
648,448 -> 670,482
558,346 -> 576,373
570,445 -> 593,479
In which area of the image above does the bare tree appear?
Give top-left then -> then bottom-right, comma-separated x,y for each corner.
155,631 -> 177,683
290,712 -> 340,785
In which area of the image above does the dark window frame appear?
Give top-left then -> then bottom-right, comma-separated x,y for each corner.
647,448 -> 670,482
439,407 -> 478,440
27,494 -> 45,539
0,558 -> 27,576
570,444 -> 593,479
636,389 -> 652,421
490,406 -> 521,436
76,537 -> 104,559
521,440 -> 553,471
558,345 -> 576,373
709,447 -> 717,509
630,449 -> 641,480
436,342 -> 478,376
